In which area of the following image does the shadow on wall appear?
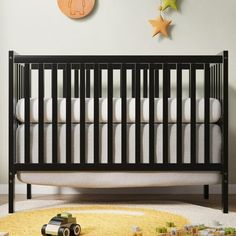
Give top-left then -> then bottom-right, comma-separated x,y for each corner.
229,87 -> 236,183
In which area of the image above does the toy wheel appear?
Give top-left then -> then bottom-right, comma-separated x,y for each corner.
70,224 -> 81,235
41,224 -> 47,235
58,227 -> 70,236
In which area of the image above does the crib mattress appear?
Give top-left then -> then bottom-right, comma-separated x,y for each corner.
16,124 -> 222,164
17,171 -> 221,188
16,98 -> 221,123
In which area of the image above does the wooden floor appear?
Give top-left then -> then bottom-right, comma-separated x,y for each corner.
1,194 -> 236,212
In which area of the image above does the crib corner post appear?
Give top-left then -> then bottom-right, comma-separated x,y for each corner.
9,50 -> 16,214
222,171 -> 229,213
27,184 -> 32,200
222,50 -> 228,214
203,185 -> 209,200
9,171 -> 15,214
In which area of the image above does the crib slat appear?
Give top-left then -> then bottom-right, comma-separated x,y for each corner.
29,67 -> 31,98
177,64 -> 182,164
16,65 -> 19,100
132,69 -> 136,98
210,67 -> 213,97
19,65 -> 22,99
20,65 -> 23,98
143,68 -> 148,98
21,66 -> 24,98
163,64 -> 170,164
94,64 -> 100,164
66,63 -> 72,164
190,64 -> 196,164
121,64 -> 127,164
212,65 -> 215,98
149,64 -> 155,164
19,65 -> 21,99
14,64 -> 20,101
52,64 -> 58,163
219,64 -> 221,100
213,66 -> 216,98
99,67 -> 102,98
135,64 -> 141,164
216,65 -> 218,98
38,63 -> 44,164
189,71 -> 191,97
204,63 -> 210,164
215,64 -> 219,99
63,68 -> 66,98
215,65 -> 218,99
74,69 -> 79,98
212,66 -> 214,98
220,64 -> 222,101
217,64 -> 221,100
86,69 -> 90,98
80,63 -> 86,164
155,69 -> 159,98
216,65 -> 218,99
108,64 -> 113,164
24,63 -> 30,164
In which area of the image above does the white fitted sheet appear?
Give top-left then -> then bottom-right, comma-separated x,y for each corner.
16,98 -> 221,123
16,124 -> 222,164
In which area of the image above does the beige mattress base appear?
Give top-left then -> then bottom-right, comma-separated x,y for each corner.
17,171 -> 221,188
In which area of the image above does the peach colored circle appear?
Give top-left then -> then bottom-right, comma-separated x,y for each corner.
57,0 -> 96,19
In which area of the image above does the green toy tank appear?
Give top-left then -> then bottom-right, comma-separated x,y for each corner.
41,212 -> 81,236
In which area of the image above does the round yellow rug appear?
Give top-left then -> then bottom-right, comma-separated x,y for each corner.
0,205 -> 189,236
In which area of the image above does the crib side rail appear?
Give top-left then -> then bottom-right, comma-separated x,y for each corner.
9,51 -> 227,172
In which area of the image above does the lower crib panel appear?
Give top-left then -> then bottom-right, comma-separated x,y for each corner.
16,124 -> 222,164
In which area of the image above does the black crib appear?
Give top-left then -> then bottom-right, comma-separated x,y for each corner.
9,51 -> 228,213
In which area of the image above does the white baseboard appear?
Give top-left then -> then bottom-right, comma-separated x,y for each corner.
1,184 -> 236,195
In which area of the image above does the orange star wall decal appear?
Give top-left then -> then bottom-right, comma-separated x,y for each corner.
149,15 -> 172,38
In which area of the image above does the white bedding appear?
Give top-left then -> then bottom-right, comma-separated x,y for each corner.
16,124 -> 222,164
16,98 -> 221,123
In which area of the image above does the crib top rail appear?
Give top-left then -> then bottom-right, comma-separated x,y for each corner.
12,53 -> 225,64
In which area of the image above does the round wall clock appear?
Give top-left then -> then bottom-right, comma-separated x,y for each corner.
57,0 -> 96,19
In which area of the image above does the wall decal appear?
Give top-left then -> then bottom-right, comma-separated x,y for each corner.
57,0 -> 96,19
149,15 -> 172,38
149,0 -> 178,39
161,0 -> 178,11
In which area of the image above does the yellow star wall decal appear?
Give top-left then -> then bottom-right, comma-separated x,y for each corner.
149,15 -> 172,37
161,0 -> 178,11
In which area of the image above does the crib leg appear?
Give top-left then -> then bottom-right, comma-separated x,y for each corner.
9,172 -> 15,213
203,185 -> 209,200
222,172 -> 228,213
27,184 -> 32,200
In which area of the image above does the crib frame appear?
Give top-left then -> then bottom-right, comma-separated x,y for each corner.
9,51 -> 228,213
